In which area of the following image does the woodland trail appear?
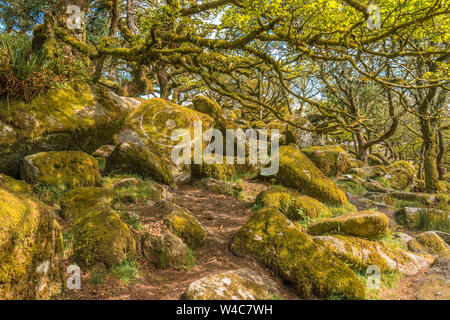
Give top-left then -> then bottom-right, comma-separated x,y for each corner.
64,179 -> 429,300
65,179 -> 300,300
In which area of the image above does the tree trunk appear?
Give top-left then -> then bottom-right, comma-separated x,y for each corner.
419,117 -> 439,193
437,129 -> 446,180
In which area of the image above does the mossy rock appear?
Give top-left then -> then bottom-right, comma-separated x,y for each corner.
60,187 -> 116,221
274,146 -> 348,206
302,145 -> 350,177
350,165 -> 387,179
154,200 -> 209,250
0,173 -> 31,194
118,98 -> 214,159
0,188 -> 64,299
367,154 -> 384,166
0,84 -> 136,177
307,211 -> 389,239
408,232 -> 449,257
141,231 -> 188,269
21,151 -> 101,188
394,207 -> 449,232
386,161 -> 416,191
231,208 -> 365,299
191,161 -> 236,181
70,208 -> 136,269
192,96 -> 223,122
314,234 -> 431,276
182,268 -> 279,300
256,189 -> 332,220
105,143 -> 174,185
416,252 -> 450,300
349,159 -> 365,169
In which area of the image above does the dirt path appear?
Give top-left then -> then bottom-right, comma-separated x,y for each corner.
65,180 -> 299,300
64,179 -> 432,300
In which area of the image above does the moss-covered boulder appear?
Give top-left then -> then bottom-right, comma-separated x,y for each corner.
105,143 -> 174,185
191,161 -> 236,181
70,208 -> 136,268
313,235 -> 430,276
307,211 -> 389,239
386,161 -> 416,191
21,151 -> 101,188
117,98 -> 214,160
256,189 -> 332,221
141,231 -> 188,269
394,207 -> 449,232
196,178 -> 243,197
153,200 -> 209,250
416,252 -> 450,300
274,146 -> 348,206
182,268 -> 279,300
192,96 -> 224,122
231,208 -> 365,299
60,187 -> 116,221
367,154 -> 384,166
0,173 -> 31,194
408,232 -> 449,257
303,146 -> 350,177
0,188 -> 64,299
0,84 -> 138,177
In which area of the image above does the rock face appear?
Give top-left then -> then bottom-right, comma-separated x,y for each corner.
307,211 -> 389,239
182,268 -> 279,300
408,232 -> 449,257
256,189 -> 332,220
117,98 -> 214,160
191,162 -> 236,181
0,173 -> 31,194
21,151 -> 101,188
153,200 -> 209,250
70,208 -> 136,268
231,208 -> 365,299
385,161 -> 416,190
60,187 -> 116,221
106,143 -> 174,185
141,232 -> 188,269
0,188 -> 64,299
394,207 -> 449,232
314,235 -> 430,276
303,145 -> 350,177
275,146 -> 348,206
416,252 -> 450,300
0,84 -> 138,177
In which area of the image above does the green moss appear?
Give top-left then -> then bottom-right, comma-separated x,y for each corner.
386,161 -> 416,191
60,187 -> 116,221
106,143 -> 174,186
111,258 -> 140,286
22,151 -> 101,188
303,145 -> 350,177
0,188 -> 64,299
70,208 -> 136,269
124,98 -> 214,158
0,173 -> 31,194
275,146 -> 349,206
307,211 -> 389,239
192,96 -> 223,121
231,208 -> 365,299
0,84 -> 131,177
336,179 -> 367,195
408,232 -> 449,256
367,154 -> 384,166
164,210 -> 209,250
395,207 -> 449,232
192,161 -> 236,181
314,235 -> 403,272
256,189 -> 332,222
